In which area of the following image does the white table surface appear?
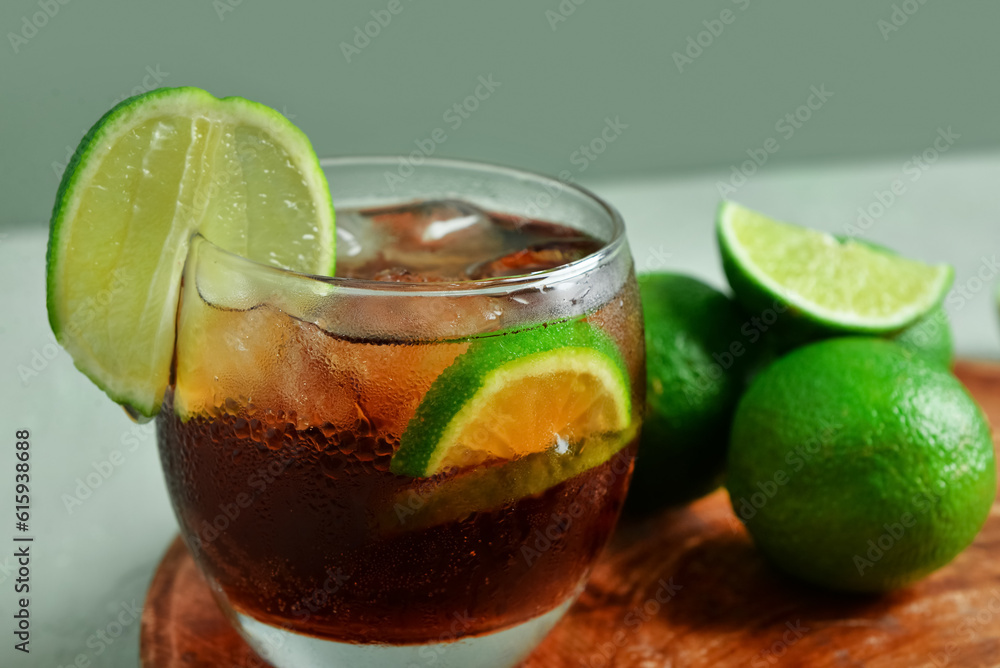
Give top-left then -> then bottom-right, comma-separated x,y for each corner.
1,152 -> 998,667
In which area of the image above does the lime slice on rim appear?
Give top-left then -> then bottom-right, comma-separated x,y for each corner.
390,319 -> 632,478
717,201 -> 952,334
46,86 -> 335,417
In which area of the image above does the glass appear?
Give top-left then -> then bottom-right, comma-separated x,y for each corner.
155,157 -> 645,668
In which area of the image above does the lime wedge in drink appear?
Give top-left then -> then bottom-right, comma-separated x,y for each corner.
46,87 -> 335,417
383,424 -> 638,533
717,201 -> 952,334
390,319 -> 632,478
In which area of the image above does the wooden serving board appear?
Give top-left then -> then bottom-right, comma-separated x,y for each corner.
141,360 -> 1000,668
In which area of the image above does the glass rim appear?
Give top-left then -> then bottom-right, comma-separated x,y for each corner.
195,156 -> 628,298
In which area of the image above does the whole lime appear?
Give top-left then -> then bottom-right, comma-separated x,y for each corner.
757,305 -> 954,368
727,338 -> 995,592
891,306 -> 953,368
628,273 -> 763,511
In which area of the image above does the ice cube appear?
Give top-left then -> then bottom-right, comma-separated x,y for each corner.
334,200 -> 509,281
372,200 -> 507,279
333,209 -> 386,277
373,199 -> 498,248
332,200 -> 600,283
467,239 -> 598,280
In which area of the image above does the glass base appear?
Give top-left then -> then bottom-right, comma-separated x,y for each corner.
234,597 -> 574,668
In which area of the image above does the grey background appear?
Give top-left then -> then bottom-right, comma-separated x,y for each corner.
2,0 -> 999,227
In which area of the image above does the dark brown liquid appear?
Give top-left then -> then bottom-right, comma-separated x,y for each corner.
157,203 -> 644,645
158,406 -> 635,643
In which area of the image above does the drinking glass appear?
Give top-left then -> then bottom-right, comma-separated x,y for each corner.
156,157 -> 645,668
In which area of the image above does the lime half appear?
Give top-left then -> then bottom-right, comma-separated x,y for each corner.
390,320 -> 632,478
717,201 -> 952,334
46,87 -> 335,417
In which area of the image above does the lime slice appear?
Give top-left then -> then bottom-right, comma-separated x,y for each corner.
46,87 -> 335,417
390,320 -> 632,478
717,201 -> 952,333
382,424 -> 638,533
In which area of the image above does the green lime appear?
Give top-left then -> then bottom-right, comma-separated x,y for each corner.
727,337 -> 995,592
628,273 -> 765,511
390,319 -> 632,478
717,201 -> 953,335
891,306 -> 953,368
46,87 -> 335,417
757,304 -> 955,368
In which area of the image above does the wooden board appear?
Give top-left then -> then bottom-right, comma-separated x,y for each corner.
141,360 -> 1000,668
